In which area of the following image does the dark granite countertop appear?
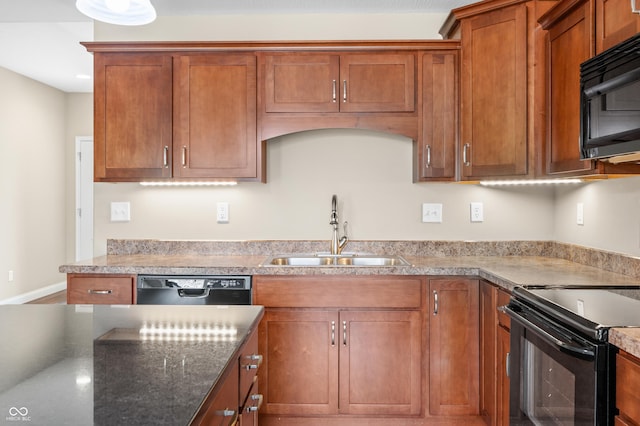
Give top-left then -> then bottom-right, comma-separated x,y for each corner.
0,304 -> 263,426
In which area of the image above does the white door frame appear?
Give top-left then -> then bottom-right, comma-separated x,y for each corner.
75,136 -> 94,261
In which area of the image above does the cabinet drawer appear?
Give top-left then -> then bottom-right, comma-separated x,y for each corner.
239,329 -> 261,400
497,288 -> 511,330
617,351 -> 640,423
67,274 -> 135,304
254,276 -> 423,308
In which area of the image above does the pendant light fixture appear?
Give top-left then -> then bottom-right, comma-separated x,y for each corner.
76,0 -> 157,26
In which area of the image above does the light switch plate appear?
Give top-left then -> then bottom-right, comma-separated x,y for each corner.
422,203 -> 443,223
217,202 -> 229,223
470,202 -> 483,222
110,202 -> 131,222
576,202 -> 584,225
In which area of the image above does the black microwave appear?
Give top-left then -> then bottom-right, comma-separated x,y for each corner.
580,33 -> 640,161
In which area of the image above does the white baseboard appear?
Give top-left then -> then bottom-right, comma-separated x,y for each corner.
0,281 -> 66,305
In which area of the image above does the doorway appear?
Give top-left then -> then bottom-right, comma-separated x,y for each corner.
75,136 -> 93,261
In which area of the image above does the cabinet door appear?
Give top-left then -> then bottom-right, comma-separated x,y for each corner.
480,282 -> 498,424
340,54 -> 415,113
258,309 -> 339,416
429,278 -> 480,415
339,310 -> 422,416
460,5 -> 528,179
597,0 -> 640,52
496,325 -> 510,426
264,54 -> 340,113
94,53 -> 172,181
174,54 -> 257,179
546,0 -> 595,174
418,51 -> 458,181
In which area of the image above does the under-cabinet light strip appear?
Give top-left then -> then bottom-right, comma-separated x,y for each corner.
479,179 -> 583,186
139,181 -> 237,187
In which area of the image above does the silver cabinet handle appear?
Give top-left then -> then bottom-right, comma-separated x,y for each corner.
163,146 -> 169,168
463,143 -> 471,167
342,320 -> 347,346
342,80 -> 347,103
245,394 -> 264,412
632,0 -> 640,14
181,146 -> 187,168
425,145 -> 432,169
243,354 -> 263,370
506,352 -> 510,378
332,80 -> 337,103
331,321 -> 336,346
433,290 -> 438,315
88,289 -> 112,295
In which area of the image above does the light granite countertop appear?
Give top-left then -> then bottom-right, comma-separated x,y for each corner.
59,239 -> 640,358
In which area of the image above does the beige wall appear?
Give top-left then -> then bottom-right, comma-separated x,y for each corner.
554,177 -> 640,256
93,130 -> 556,253
0,66 -> 67,300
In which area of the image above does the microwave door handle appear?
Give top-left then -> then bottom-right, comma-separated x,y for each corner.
583,67 -> 640,97
501,306 -> 595,359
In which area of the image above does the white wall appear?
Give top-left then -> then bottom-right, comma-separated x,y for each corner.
0,67 -> 67,300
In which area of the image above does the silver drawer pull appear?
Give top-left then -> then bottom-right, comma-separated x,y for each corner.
433,290 -> 439,315
332,80 -> 337,102
88,289 -> 112,295
246,394 -> 263,412
243,354 -> 263,370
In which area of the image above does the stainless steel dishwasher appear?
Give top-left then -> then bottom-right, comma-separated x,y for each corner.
136,275 -> 252,305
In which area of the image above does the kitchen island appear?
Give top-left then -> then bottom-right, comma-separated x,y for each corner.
0,304 -> 263,425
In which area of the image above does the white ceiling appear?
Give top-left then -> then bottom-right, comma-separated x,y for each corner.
0,0 -> 475,93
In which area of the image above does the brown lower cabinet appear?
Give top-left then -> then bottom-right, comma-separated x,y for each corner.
192,326 -> 263,426
479,280 -> 511,426
66,273 -> 136,304
616,350 -> 640,425
254,275 -> 423,421
429,278 -> 480,416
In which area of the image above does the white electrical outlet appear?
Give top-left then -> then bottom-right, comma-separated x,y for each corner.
8,270 -> 14,283
576,203 -> 584,225
110,202 -> 131,222
217,202 -> 230,223
422,203 -> 443,223
470,202 -> 484,222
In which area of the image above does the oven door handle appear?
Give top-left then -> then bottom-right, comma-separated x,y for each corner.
501,306 -> 595,359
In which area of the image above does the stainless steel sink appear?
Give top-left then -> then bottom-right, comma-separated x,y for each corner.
262,254 -> 411,267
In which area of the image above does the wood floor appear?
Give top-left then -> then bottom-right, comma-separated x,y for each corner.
27,290 -> 66,304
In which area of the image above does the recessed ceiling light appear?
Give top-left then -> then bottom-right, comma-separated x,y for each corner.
75,0 -> 156,26
76,74 -> 91,80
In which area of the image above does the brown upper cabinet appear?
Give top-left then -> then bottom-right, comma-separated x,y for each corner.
596,0 -> 640,52
441,0 -> 557,181
416,51 -> 459,181
539,0 -> 640,176
264,53 -> 415,114
92,52 -> 173,181
85,43 -> 261,182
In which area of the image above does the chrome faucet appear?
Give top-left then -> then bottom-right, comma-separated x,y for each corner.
329,195 -> 348,255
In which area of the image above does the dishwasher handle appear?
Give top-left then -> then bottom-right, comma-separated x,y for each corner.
177,288 -> 211,298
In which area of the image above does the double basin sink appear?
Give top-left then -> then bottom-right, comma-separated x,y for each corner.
263,253 -> 411,267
